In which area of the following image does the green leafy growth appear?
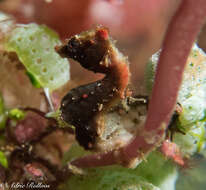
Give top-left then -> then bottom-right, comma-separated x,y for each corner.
0,93 -> 8,130
176,46 -> 206,129
26,71 -> 42,88
145,45 -> 206,128
133,151 -> 176,187
145,45 -> 206,155
174,122 -> 206,156
62,166 -> 159,190
0,151 -> 8,168
8,108 -> 25,121
178,94 -> 206,130
60,144 -> 177,190
5,23 -> 70,91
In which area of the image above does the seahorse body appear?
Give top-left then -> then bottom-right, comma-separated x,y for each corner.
57,27 -> 130,149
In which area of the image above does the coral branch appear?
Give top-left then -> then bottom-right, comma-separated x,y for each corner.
161,140 -> 184,166
71,0 -> 206,168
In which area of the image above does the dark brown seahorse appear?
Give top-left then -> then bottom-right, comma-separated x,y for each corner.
56,26 -> 130,149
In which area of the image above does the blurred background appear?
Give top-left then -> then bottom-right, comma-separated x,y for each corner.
1,0 -> 206,89
0,0 -> 181,91
1,1 -> 206,189
1,0 -> 206,85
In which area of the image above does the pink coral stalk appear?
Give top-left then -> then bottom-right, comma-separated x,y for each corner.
72,0 -> 206,168
161,140 -> 184,166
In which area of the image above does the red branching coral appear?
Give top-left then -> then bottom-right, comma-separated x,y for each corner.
68,0 -> 206,168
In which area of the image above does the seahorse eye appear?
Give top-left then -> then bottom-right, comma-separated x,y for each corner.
67,37 -> 80,54
68,37 -> 79,48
